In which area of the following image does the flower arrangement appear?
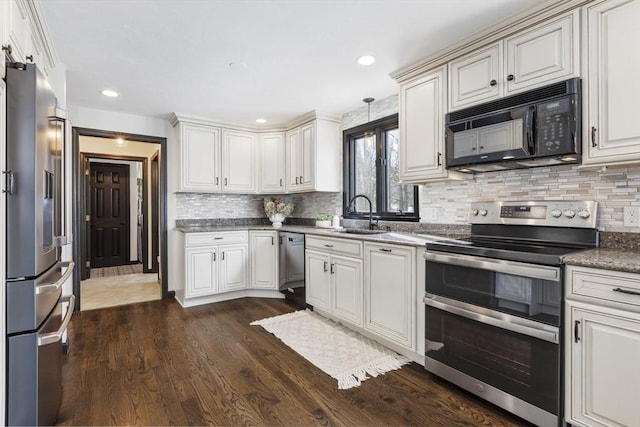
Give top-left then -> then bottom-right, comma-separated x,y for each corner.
263,196 -> 295,217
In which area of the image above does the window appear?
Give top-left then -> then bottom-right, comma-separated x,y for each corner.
343,114 -> 419,221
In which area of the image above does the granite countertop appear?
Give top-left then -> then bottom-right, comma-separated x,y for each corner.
176,224 -> 468,248
563,248 -> 640,274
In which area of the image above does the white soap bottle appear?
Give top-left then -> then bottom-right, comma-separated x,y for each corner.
332,213 -> 341,229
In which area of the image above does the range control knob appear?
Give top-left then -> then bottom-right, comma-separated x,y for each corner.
564,210 -> 576,218
578,209 -> 591,219
479,209 -> 488,216
550,209 -> 562,218
471,208 -> 479,216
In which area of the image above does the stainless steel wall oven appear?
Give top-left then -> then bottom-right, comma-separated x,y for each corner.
423,201 -> 598,426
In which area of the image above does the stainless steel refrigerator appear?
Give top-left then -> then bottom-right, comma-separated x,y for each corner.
5,62 -> 74,426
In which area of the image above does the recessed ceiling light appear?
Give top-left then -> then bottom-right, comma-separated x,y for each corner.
357,55 -> 376,66
101,89 -> 119,97
115,138 -> 125,146
256,118 -> 267,124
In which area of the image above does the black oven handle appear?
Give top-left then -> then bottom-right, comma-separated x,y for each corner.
423,294 -> 559,344
424,251 -> 560,282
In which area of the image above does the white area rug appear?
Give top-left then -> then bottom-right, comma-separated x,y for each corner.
251,310 -> 410,389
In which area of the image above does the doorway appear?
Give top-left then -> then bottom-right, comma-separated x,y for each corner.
72,128 -> 168,312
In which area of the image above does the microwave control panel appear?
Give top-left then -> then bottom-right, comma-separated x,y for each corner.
536,97 -> 575,155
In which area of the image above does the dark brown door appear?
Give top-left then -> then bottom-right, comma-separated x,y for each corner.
151,152 -> 160,274
90,163 -> 130,268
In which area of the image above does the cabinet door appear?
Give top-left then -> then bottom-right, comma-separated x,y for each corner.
259,132 -> 285,193
7,0 -> 31,63
305,250 -> 330,311
222,130 -> 256,193
285,127 -> 301,191
505,11 -> 578,94
250,231 -> 277,290
300,122 -> 315,190
185,247 -> 217,298
219,244 -> 247,292
364,244 -> 415,349
449,43 -> 502,110
286,237 -> 305,282
583,0 -> 640,166
569,306 -> 640,427
180,124 -> 221,192
331,255 -> 363,326
399,66 -> 448,182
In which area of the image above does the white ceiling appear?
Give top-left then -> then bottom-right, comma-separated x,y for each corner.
40,0 -> 540,127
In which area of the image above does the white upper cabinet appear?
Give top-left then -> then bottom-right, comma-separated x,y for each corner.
505,11 -> 578,94
222,129 -> 256,193
258,132 -> 285,193
449,10 -> 579,111
399,66 -> 450,182
179,123 -> 221,192
449,43 -> 502,109
285,117 -> 340,193
582,0 -> 640,167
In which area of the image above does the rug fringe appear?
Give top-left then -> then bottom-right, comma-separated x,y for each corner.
336,354 -> 411,390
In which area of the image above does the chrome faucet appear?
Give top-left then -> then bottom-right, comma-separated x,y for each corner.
348,194 -> 378,230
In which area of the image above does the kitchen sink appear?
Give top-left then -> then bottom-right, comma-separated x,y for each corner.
334,228 -> 386,235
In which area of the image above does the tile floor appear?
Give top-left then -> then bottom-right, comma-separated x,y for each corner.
80,273 -> 161,311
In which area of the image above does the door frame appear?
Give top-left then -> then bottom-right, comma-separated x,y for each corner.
150,150 -> 160,275
72,127 -> 169,311
84,155 -> 145,274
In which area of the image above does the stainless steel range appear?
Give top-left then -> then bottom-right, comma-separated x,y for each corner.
423,200 -> 598,427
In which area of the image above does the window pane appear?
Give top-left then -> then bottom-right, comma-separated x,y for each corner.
353,133 -> 377,212
385,129 -> 415,214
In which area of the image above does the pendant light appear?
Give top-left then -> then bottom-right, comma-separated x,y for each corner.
363,97 -> 375,148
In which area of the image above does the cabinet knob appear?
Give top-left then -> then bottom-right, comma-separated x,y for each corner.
489,79 -> 497,86
506,74 -> 515,81
2,45 -> 12,55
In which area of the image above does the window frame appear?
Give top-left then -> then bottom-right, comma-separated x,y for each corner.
342,114 -> 420,222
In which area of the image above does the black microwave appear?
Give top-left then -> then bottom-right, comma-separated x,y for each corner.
445,78 -> 581,173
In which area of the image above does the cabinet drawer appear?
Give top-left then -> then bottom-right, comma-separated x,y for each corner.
568,266 -> 640,312
185,231 -> 248,247
306,236 -> 362,258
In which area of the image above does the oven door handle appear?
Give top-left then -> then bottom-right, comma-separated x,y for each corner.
424,251 -> 560,281
423,294 -> 559,344
38,294 -> 76,347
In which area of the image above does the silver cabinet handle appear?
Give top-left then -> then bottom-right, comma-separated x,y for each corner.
38,294 -> 76,347
36,262 -> 75,295
423,294 -> 559,344
2,170 -> 14,195
613,287 -> 640,296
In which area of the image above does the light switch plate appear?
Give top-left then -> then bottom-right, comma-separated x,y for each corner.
623,206 -> 640,228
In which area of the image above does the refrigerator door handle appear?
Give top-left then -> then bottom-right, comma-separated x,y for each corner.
38,294 -> 75,347
35,262 -> 75,295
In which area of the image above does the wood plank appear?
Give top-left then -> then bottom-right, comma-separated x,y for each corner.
58,298 -> 529,426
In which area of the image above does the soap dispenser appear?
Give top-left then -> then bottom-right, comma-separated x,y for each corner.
332,213 -> 341,229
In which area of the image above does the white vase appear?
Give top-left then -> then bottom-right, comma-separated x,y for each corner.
269,213 -> 285,228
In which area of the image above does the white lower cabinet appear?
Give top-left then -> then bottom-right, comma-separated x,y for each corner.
565,265 -> 640,427
178,230 -> 282,307
364,243 -> 416,350
250,230 -> 278,290
218,244 -> 248,292
305,236 -> 363,326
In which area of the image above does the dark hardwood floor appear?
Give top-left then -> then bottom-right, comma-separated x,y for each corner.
57,297 -> 528,426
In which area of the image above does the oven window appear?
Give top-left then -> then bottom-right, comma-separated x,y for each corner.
426,260 -> 561,326
426,307 -> 559,415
